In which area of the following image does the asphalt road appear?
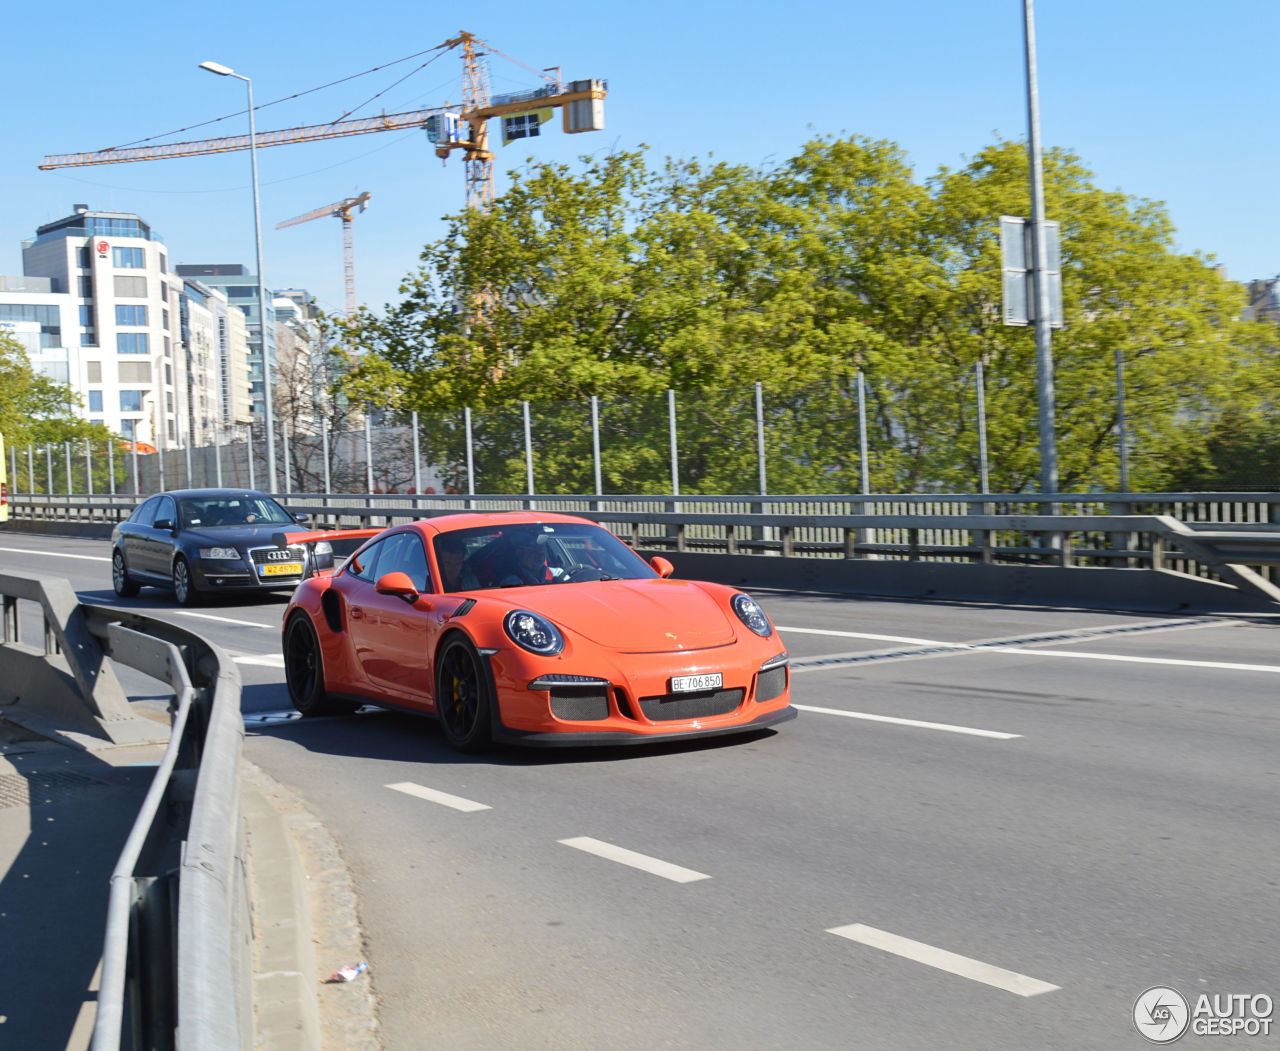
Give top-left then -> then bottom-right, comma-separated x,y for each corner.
5,535 -> 1279,1050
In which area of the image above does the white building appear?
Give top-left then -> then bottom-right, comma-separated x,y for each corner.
20,205 -> 186,448
180,280 -> 223,447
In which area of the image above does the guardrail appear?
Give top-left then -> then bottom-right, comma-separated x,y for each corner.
0,572 -> 248,1050
8,490 -> 1280,602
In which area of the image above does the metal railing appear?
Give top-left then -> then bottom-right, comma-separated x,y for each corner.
0,572 -> 248,1050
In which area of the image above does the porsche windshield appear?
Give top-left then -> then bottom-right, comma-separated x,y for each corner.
433,523 -> 657,592
179,495 -> 293,529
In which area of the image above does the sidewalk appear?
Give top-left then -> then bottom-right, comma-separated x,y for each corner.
0,718 -> 379,1050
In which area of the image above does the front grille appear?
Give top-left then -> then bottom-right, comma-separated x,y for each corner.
755,665 -> 788,703
249,545 -> 305,578
638,688 -> 744,722
548,687 -> 610,722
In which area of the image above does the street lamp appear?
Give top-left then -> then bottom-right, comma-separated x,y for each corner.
199,59 -> 278,492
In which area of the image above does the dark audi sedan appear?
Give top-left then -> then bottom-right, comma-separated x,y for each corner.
111,488 -> 316,605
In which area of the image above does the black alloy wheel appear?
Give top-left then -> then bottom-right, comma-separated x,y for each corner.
284,613 -> 355,717
112,550 -> 140,598
172,557 -> 200,607
435,635 -> 492,753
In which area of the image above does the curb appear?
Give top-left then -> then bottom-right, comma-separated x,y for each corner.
242,761 -> 380,1051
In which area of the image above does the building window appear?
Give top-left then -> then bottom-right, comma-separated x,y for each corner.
88,390 -> 103,412
163,336 -> 171,358
117,332 -> 150,354
77,247 -> 91,268
79,276 -> 94,298
167,421 -> 176,441
81,332 -> 96,347
87,361 -> 102,383
112,246 -> 145,269
164,362 -> 172,385
166,392 -> 174,413
162,308 -> 170,331
79,305 -> 93,326
159,253 -> 167,272
161,281 -> 169,303
114,275 -> 147,297
116,305 -> 148,326
119,390 -> 145,411
120,419 -> 137,439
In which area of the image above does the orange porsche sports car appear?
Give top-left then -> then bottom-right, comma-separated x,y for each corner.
280,512 -> 795,751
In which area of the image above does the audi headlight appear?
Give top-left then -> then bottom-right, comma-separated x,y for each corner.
504,610 -> 564,655
198,547 -> 241,560
731,593 -> 773,637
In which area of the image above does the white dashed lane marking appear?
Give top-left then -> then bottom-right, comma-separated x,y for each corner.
558,836 -> 711,883
793,705 -> 1021,740
233,653 -> 285,668
171,610 -> 277,629
0,546 -> 110,562
827,924 -> 1060,997
385,782 -> 491,813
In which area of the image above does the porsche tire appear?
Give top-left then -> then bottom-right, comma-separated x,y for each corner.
435,635 -> 493,753
112,550 -> 140,598
284,613 -> 356,718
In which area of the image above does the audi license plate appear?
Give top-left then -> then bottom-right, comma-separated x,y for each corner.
670,673 -> 723,694
260,562 -> 302,577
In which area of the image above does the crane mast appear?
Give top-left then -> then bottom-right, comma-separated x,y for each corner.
276,192 -> 372,315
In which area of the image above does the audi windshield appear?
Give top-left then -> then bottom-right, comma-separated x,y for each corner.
179,495 -> 294,529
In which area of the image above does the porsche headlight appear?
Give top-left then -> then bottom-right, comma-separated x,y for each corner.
731,593 -> 773,637
198,547 -> 241,560
313,541 -> 333,556
504,610 -> 564,655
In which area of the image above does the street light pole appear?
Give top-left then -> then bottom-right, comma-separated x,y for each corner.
1022,0 -> 1058,496
200,60 -> 277,492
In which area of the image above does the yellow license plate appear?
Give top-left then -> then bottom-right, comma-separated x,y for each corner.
260,562 -> 302,577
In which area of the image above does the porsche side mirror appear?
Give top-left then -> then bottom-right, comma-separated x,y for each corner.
650,555 -> 675,578
376,571 -> 427,606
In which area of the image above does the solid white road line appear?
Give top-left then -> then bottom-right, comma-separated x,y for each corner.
779,626 -> 962,647
169,610 -> 276,629
233,654 -> 285,668
558,836 -> 712,884
793,704 -> 1021,740
385,782 -> 491,813
827,924 -> 1060,997
985,646 -> 1280,674
0,546 -> 110,562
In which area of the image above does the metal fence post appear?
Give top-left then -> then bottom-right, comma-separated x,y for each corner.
856,371 -> 873,557
158,447 -> 166,493
282,421 -> 292,496
590,396 -> 602,498
411,411 -> 422,495
45,445 -> 53,499
185,442 -> 193,489
64,442 -> 73,499
755,381 -> 767,495
214,431 -> 223,488
132,442 -> 140,496
522,400 -> 534,504
9,444 -> 16,497
464,407 -> 475,506
321,417 -> 331,497
1116,348 -> 1129,493
246,425 -> 256,490
108,439 -> 116,498
364,413 -> 374,493
976,360 -> 990,495
667,388 -> 680,497
27,445 -> 34,497
85,438 -> 94,497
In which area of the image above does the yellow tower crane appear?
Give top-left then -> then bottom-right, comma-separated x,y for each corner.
38,31 -> 607,212
276,191 -> 372,316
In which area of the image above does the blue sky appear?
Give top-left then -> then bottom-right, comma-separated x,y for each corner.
3,1 -> 1275,313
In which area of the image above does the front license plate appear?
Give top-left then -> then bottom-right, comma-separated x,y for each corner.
671,673 -> 723,694
260,562 -> 302,577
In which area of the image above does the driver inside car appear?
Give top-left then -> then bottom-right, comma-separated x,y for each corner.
499,533 -> 566,587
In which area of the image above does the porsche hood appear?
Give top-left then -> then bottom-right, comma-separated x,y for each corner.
508,579 -> 739,652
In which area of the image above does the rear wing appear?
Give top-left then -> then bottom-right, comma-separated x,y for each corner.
272,527 -> 384,576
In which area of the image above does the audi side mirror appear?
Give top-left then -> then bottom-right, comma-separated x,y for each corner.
292,512 -> 311,525
650,555 -> 675,578
154,518 -> 176,532
376,571 -> 429,607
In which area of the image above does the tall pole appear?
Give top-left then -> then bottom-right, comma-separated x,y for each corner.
976,360 -> 991,495
246,424 -> 256,490
282,420 -> 292,494
85,438 -> 94,496
522,400 -> 534,497
108,440 -> 116,497
411,410 -> 422,495
132,442 -> 140,495
590,396 -> 602,497
364,412 -> 374,492
321,417 -> 331,494
856,371 -> 870,496
1115,349 -> 1130,493
245,75 -> 278,491
754,381 -> 767,496
667,388 -> 680,497
27,445 -> 34,496
464,407 -> 475,501
214,427 -> 224,487
1023,0 -> 1058,495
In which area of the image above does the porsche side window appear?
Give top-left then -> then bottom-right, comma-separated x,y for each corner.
379,533 -> 431,592
348,540 -> 383,581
